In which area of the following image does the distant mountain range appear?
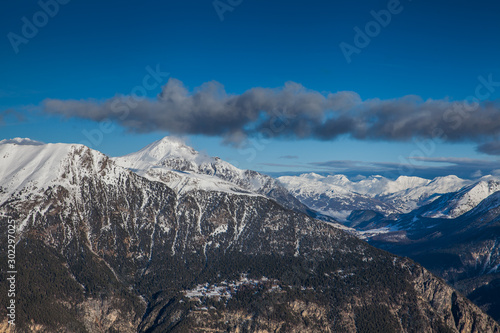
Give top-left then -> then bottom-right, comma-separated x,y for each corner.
278,173 -> 473,219
278,172 -> 500,322
1,137 -> 498,332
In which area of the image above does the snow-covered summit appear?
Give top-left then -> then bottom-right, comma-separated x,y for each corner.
0,143 -> 73,204
422,178 -> 500,219
0,137 -> 305,215
114,136 -> 308,212
0,142 -> 130,214
122,136 -> 198,164
282,173 -> 466,197
291,173 -> 432,197
117,136 -> 238,176
278,172 -> 472,217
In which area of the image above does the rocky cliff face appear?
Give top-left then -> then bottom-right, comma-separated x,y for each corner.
278,170 -> 500,323
0,142 -> 498,332
410,265 -> 499,333
368,188 -> 500,323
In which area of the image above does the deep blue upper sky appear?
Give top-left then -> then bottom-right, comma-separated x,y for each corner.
1,0 -> 500,179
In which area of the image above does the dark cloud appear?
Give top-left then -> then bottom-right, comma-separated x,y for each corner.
477,141 -> 500,155
41,78 -> 500,152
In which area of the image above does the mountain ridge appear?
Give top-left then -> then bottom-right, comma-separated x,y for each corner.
1,139 -> 498,332
113,136 -> 311,214
278,171 -> 500,323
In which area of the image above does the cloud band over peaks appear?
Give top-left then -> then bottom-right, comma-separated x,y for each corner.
41,78 -> 500,154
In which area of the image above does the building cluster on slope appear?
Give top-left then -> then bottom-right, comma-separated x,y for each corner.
183,275 -> 282,304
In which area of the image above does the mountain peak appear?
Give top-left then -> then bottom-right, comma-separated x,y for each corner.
128,136 -> 199,164
431,175 -> 461,182
328,174 -> 350,182
0,142 -> 117,210
300,172 -> 324,179
151,136 -> 196,153
394,175 -> 430,188
154,135 -> 190,147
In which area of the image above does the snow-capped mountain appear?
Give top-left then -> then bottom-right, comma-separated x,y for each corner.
113,136 -> 309,213
0,140 -> 123,205
278,171 -> 500,323
275,173 -> 398,221
370,182 -> 500,322
380,175 -> 471,213
2,138 -> 498,332
464,187 -> 500,222
0,140 -> 141,238
421,178 -> 500,219
278,173 -> 471,219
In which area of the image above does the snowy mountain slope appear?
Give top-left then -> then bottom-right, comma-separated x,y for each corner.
0,141 -> 139,233
463,189 -> 500,222
282,173 -> 436,197
421,179 -> 500,219
276,173 -> 398,221
277,170 -> 500,323
0,142 -> 72,204
370,187 -> 500,321
380,175 -> 471,213
381,177 -> 500,233
113,136 -> 309,213
1,139 -> 498,332
0,141 -> 123,203
278,173 -> 470,218
330,174 -> 430,197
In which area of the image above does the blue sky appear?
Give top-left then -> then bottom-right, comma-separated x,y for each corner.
1,0 -> 500,179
